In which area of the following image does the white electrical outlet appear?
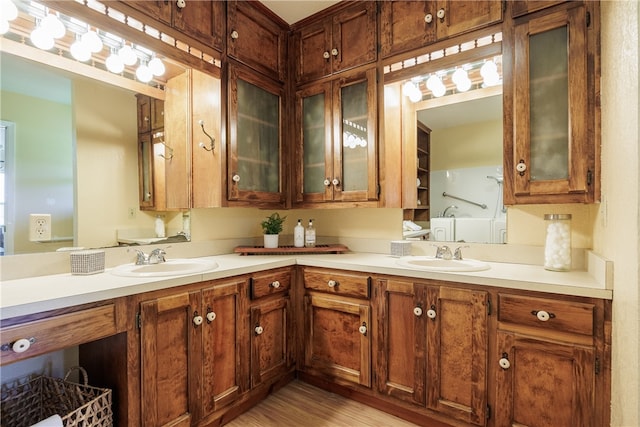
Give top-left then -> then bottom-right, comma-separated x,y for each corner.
29,214 -> 52,241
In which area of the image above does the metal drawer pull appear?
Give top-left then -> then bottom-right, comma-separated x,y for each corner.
531,310 -> 555,322
270,280 -> 281,288
1,337 -> 36,353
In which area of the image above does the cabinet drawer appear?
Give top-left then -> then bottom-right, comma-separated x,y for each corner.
1,304 -> 118,365
303,268 -> 370,299
251,268 -> 291,299
498,294 -> 595,336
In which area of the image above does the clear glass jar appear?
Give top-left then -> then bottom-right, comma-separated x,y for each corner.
544,214 -> 572,271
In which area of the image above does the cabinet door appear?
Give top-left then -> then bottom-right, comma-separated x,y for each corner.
121,0 -> 171,25
332,69 -> 378,202
331,2 -> 377,74
136,94 -> 151,134
508,5 -> 592,203
172,0 -> 224,52
227,64 -> 285,206
200,280 -> 248,416
150,98 -> 164,131
295,81 -> 333,203
426,286 -> 488,425
227,0 -> 287,82
250,296 -> 292,387
376,280 -> 427,406
435,0 -> 503,40
380,0 -> 435,58
304,294 -> 371,387
495,332 -> 596,427
294,19 -> 333,84
138,133 -> 154,209
140,291 -> 200,427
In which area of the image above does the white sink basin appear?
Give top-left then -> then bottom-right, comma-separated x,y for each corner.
111,258 -> 219,277
396,256 -> 490,272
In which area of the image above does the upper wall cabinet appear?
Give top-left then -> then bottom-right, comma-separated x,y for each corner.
511,0 -> 568,18
293,2 -> 377,84
380,0 -> 504,58
227,0 -> 288,82
119,1 -> 224,52
227,64 -> 286,207
503,1 -> 599,204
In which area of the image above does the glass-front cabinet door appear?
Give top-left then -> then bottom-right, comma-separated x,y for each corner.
506,3 -> 596,204
295,69 -> 377,205
228,64 -> 285,206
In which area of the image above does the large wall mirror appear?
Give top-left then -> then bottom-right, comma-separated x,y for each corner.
387,33 -> 506,244
0,0 -> 202,255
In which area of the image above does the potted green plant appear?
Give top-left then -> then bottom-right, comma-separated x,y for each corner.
261,212 -> 286,248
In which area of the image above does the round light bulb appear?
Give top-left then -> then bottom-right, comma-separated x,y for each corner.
480,61 -> 497,79
0,0 -> 18,21
41,14 -> 65,39
106,52 -> 125,73
432,82 -> 446,97
451,68 -> 468,85
118,44 -> 137,66
148,57 -> 165,76
30,26 -> 55,50
136,63 -> 153,83
426,75 -> 441,91
409,86 -> 422,103
70,39 -> 91,61
81,30 -> 103,53
0,19 -> 9,35
456,77 -> 472,92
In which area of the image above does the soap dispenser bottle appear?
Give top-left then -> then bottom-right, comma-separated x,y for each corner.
155,215 -> 165,238
294,219 -> 305,248
305,219 -> 316,248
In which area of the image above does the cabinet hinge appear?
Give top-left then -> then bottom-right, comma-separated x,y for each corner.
587,169 -> 593,186
487,404 -> 491,419
136,312 -> 142,329
595,357 -> 600,374
586,11 -> 591,28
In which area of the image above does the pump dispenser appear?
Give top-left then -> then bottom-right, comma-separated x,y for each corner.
155,215 -> 165,238
305,219 -> 316,248
294,219 -> 305,247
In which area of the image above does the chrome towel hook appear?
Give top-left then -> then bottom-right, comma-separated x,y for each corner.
198,120 -> 215,152
157,141 -> 174,160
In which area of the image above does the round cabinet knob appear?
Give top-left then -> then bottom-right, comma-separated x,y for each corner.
535,310 -> 551,322
206,311 -> 216,323
324,178 -> 331,186
176,0 -> 186,8
331,48 -> 339,57
327,279 -> 337,288
436,8 -> 445,19
499,357 -> 511,370
413,307 -> 423,317
232,174 -> 241,183
323,51 -> 330,59
230,30 -> 239,40
144,116 -> 150,122
255,325 -> 264,335
516,161 -> 527,173
12,338 -> 33,353
193,314 -> 204,326
424,13 -> 433,23
331,178 -> 340,186
270,280 -> 281,289
426,309 -> 437,319
358,324 -> 367,335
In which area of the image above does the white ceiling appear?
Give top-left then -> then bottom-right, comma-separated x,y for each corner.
260,0 -> 340,24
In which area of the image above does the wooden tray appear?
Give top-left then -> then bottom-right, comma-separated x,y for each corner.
234,244 -> 349,256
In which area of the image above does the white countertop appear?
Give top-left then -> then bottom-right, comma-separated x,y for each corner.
0,253 -> 612,320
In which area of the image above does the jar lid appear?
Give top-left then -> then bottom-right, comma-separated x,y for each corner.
544,214 -> 572,220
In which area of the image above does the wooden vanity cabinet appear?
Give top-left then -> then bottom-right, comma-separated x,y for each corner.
495,293 -> 609,427
301,267 -> 372,388
380,0 -> 503,58
249,267 -> 295,388
503,1 -> 600,204
376,279 -> 489,426
292,2 -> 376,85
138,278 -> 249,426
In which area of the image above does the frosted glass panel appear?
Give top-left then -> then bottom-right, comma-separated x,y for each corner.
529,26 -> 569,181
341,81 -> 368,192
237,79 -> 279,192
303,93 -> 326,194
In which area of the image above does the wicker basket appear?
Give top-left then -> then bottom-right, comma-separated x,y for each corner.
0,367 -> 112,427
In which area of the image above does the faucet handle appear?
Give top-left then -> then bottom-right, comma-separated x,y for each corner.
435,245 -> 452,260
128,248 -> 149,265
453,245 -> 469,260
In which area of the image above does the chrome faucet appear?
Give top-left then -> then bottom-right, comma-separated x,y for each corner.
131,247 -> 168,265
435,245 -> 453,260
453,245 -> 469,260
442,205 -> 458,218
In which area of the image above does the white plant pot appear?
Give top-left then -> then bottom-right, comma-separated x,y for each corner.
263,234 -> 279,248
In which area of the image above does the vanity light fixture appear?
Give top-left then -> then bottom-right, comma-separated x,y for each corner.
81,28 -> 103,53
70,33 -> 91,62
148,56 -> 166,76
118,43 -> 138,66
105,47 -> 125,73
0,0 -> 18,23
135,60 -> 153,83
40,12 -> 65,38
29,19 -> 54,50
